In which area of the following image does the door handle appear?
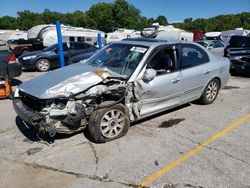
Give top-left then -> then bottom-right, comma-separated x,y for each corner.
171,78 -> 180,84
203,70 -> 211,74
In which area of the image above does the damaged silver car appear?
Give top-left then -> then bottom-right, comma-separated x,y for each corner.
13,39 -> 230,142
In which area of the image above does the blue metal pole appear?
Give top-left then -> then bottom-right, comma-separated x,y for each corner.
98,33 -> 102,50
56,20 -> 65,68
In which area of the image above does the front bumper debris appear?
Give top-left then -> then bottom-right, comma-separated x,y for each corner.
13,98 -> 44,126
13,98 -> 57,137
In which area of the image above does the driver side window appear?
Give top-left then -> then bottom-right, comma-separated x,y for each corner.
147,47 -> 175,75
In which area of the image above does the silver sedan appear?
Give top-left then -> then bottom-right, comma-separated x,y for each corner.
13,38 -> 230,142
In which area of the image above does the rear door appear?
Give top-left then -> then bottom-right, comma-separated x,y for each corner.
179,44 -> 213,103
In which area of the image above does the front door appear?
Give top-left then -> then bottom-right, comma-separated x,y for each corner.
136,45 -> 182,116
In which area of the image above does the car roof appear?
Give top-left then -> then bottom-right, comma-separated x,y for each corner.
117,38 -> 175,47
113,38 -> 208,51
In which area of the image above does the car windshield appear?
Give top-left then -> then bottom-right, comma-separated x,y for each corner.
197,41 -> 208,48
86,43 -> 148,77
43,44 -> 57,51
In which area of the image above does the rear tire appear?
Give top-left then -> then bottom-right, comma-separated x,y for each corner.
88,103 -> 130,143
198,78 -> 220,105
36,59 -> 51,72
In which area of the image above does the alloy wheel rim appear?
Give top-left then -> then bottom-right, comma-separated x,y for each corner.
38,60 -> 49,71
206,82 -> 218,102
100,109 -> 125,138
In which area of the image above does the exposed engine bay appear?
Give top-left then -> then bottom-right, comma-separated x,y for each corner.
14,70 -> 141,137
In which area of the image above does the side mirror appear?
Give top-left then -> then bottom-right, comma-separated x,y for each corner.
54,48 -> 58,53
143,68 -> 157,82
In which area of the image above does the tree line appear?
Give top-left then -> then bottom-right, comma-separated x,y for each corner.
174,12 -> 250,32
0,0 -> 249,33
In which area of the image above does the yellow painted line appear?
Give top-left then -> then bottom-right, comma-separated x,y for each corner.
138,114 -> 250,188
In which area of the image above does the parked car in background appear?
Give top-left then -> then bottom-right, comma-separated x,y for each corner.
13,39 -> 230,142
71,51 -> 97,64
18,42 -> 97,71
224,35 -> 250,72
196,40 -> 226,56
0,50 -> 22,99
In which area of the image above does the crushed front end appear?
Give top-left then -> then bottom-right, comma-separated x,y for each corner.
13,76 -> 141,137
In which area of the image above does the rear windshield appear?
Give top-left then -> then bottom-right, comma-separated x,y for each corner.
229,36 -> 250,47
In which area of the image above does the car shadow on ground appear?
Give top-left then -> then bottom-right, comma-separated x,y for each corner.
131,103 -> 191,126
22,68 -> 37,72
15,103 -> 192,144
15,116 -> 82,144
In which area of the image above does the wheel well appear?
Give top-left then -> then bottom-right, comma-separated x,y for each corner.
213,77 -> 221,89
36,58 -> 51,64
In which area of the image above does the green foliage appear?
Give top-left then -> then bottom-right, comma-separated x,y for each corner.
155,15 -> 168,25
0,0 -> 249,33
17,10 -> 45,30
0,16 -> 18,29
87,3 -> 113,29
174,12 -> 250,32
112,0 -> 141,29
184,18 -> 192,23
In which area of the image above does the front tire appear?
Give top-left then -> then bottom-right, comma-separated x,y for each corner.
88,103 -> 130,143
36,59 -> 51,72
198,78 -> 220,105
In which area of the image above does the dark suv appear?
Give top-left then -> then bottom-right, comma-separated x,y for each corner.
224,35 -> 250,72
18,42 -> 97,71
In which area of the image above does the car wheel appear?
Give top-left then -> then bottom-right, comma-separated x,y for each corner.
88,103 -> 130,143
36,59 -> 51,72
199,78 -> 220,105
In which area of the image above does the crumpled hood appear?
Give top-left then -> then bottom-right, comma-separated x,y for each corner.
19,63 -> 124,99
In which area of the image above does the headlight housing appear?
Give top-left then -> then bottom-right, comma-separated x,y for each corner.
14,87 -> 19,97
23,55 -> 36,60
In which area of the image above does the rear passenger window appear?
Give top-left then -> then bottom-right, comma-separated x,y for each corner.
63,43 -> 69,50
181,44 -> 209,69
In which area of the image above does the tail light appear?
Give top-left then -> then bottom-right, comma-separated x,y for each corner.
8,53 -> 16,64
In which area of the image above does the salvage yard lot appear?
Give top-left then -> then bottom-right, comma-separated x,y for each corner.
0,70 -> 250,188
